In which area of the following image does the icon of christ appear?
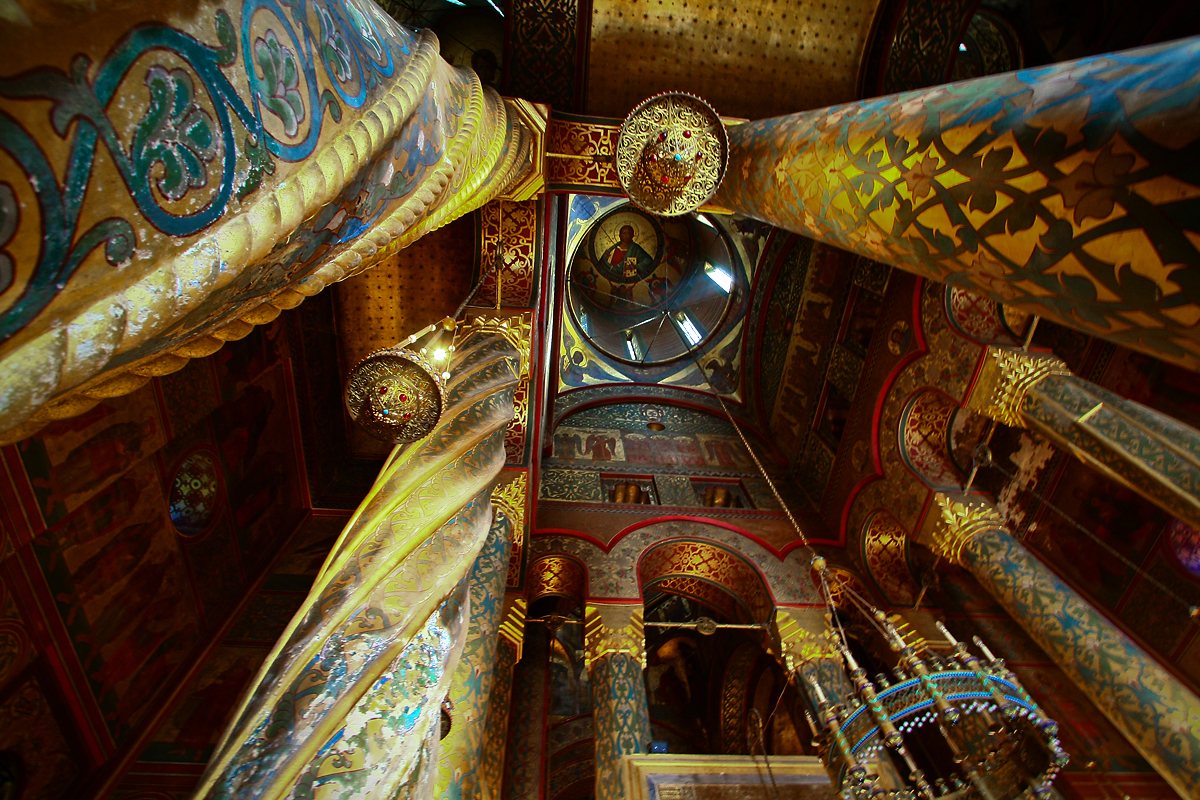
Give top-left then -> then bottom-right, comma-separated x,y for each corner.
599,224 -> 654,280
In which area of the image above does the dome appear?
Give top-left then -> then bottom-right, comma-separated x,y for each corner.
566,205 -> 735,365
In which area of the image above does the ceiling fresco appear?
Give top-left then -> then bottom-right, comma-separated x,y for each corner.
557,196 -> 768,402
587,0 -> 885,119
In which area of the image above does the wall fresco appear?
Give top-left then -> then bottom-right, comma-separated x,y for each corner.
0,667 -> 86,800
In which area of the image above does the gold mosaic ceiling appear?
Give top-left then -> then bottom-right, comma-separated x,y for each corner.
335,215 -> 476,457
587,0 -> 885,120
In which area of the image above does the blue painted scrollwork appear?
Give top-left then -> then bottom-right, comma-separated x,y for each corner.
0,0 -> 413,345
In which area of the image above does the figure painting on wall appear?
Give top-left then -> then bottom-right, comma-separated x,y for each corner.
552,427 -> 626,463
599,224 -> 653,281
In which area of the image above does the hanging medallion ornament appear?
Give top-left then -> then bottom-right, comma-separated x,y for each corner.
615,92 -> 729,216
345,347 -> 447,443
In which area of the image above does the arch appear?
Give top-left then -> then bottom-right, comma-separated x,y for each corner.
860,510 -> 918,606
943,285 -> 1024,345
898,388 -> 965,491
530,519 -> 822,605
638,539 -> 774,624
528,555 -> 588,609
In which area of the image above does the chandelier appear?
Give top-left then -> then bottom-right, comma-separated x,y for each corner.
802,557 -> 1068,800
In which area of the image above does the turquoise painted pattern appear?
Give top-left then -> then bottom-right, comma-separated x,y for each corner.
435,512 -> 514,800
591,653 -> 651,800
964,528 -> 1200,797
1023,374 -> 1200,530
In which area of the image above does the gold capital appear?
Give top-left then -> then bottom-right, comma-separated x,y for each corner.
491,471 -> 528,529
584,603 -> 646,669
498,596 -> 528,662
919,493 -> 1007,565
771,608 -> 840,673
460,312 -> 533,377
965,346 -> 1069,427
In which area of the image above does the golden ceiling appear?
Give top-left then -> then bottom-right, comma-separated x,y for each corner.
335,215 -> 476,457
587,0 -> 885,120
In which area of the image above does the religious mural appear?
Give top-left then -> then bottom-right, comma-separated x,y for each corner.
540,403 -> 778,509
572,209 -> 691,313
559,198 -> 753,396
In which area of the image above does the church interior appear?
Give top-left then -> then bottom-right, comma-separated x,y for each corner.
1,0 -> 1199,799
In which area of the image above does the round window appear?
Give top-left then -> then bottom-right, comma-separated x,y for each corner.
1167,518 -> 1200,578
169,450 -> 221,536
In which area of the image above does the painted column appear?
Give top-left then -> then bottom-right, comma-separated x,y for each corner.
194,328 -> 521,800
712,37 -> 1200,371
0,2 -> 543,445
479,596 -> 526,800
965,345 -> 1200,530
435,511 -> 514,800
503,621 -> 549,800
918,493 -> 1200,798
585,603 -> 651,800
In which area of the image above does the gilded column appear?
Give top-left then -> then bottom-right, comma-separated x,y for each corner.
712,37 -> 1200,370
918,493 -> 1200,798
435,511 -> 514,800
478,597 -> 525,800
193,329 -> 521,799
585,602 -> 651,800
965,345 -> 1200,531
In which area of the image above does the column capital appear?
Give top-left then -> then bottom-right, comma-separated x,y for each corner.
497,595 -> 527,662
965,346 -> 1070,427
461,311 -> 533,377
918,492 -> 1007,565
771,608 -> 841,673
491,470 -> 528,529
584,603 -> 645,669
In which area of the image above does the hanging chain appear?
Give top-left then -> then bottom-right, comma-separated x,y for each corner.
747,708 -> 783,800
983,456 -> 1198,616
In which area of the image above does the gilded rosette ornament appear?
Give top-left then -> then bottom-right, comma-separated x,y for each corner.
922,492 -> 1007,565
584,603 -> 646,669
965,346 -> 1069,427
615,93 -> 728,216
345,346 -> 447,443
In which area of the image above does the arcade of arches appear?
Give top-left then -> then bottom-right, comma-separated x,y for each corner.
1,1 -> 1200,799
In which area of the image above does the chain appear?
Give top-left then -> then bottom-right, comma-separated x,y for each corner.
747,708 -> 783,800
984,457 -> 1197,615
